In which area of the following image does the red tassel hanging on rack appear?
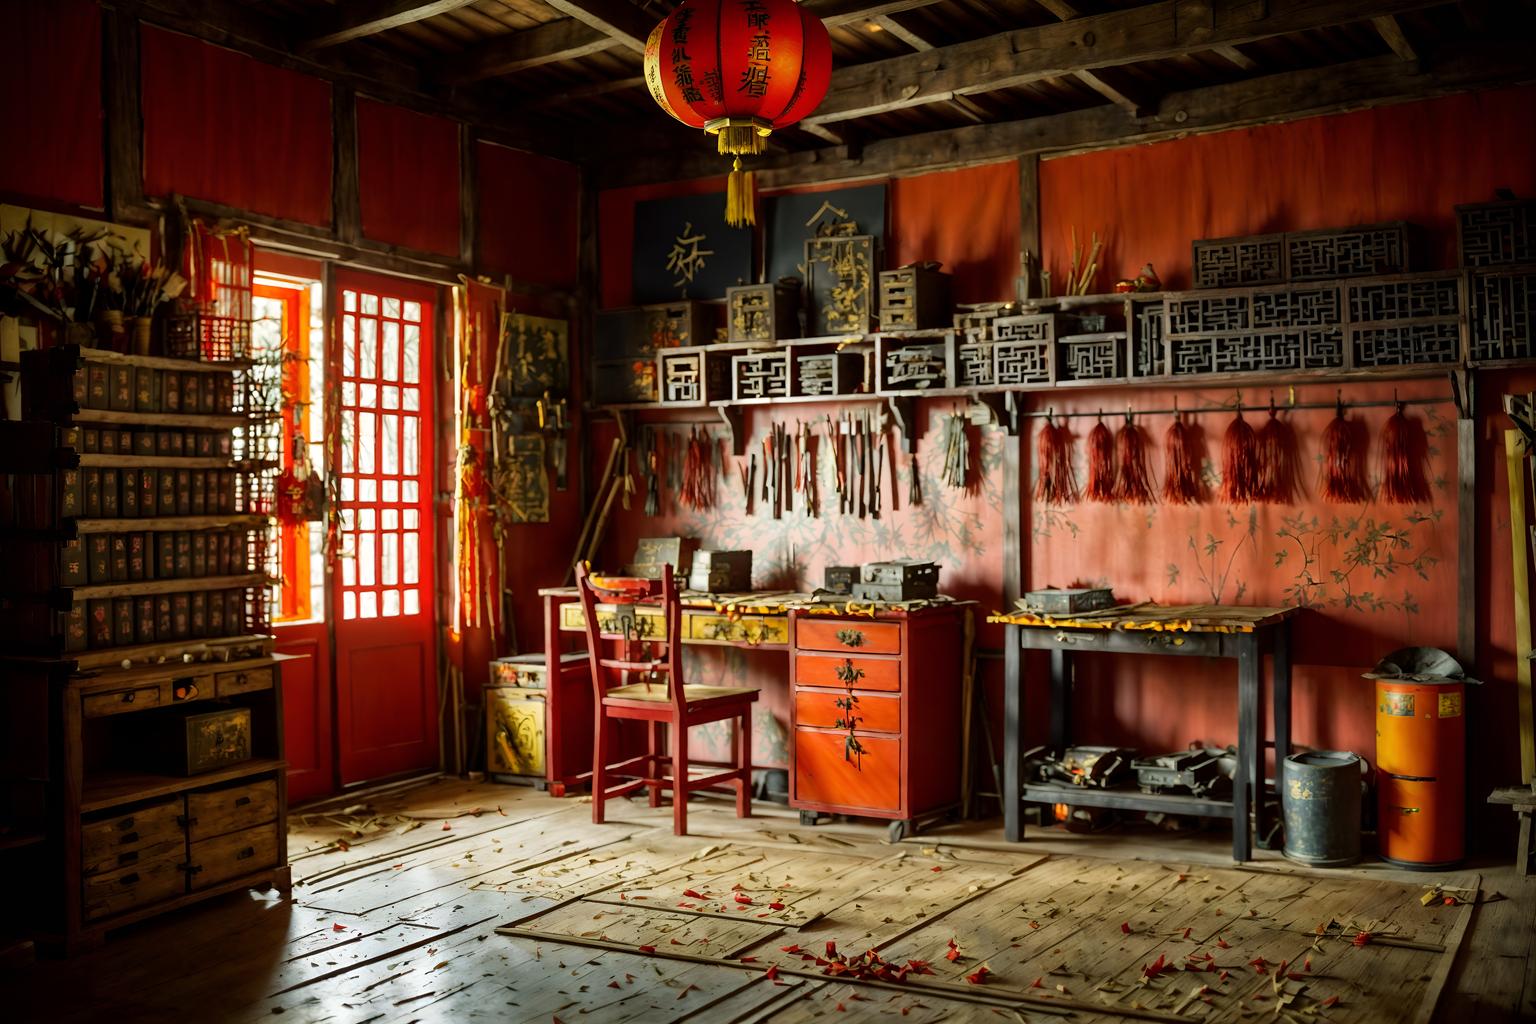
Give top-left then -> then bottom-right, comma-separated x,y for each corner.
1321,396 -> 1371,503
1033,412 -> 1078,505
1085,414 -> 1117,502
1114,412 -> 1155,505
1162,408 -> 1202,504
1255,402 -> 1298,504
1220,404 -> 1258,504
1380,400 -> 1431,504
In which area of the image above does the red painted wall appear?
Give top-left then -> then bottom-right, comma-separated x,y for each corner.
0,0 -> 102,210
477,141 -> 582,288
358,98 -> 461,256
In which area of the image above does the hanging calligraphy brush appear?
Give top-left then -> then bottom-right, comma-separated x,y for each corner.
1220,401 -> 1258,504
1033,410 -> 1078,505
1380,397 -> 1431,504
1085,412 -> 1117,502
941,412 -> 969,490
1162,403 -> 1202,504
679,427 -> 716,510
1321,394 -> 1371,503
1113,409 -> 1155,505
1255,396 -> 1299,504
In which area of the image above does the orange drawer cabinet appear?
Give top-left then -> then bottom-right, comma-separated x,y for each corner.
789,605 -> 967,841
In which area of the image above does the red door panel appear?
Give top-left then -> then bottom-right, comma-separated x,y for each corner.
276,627 -> 331,803
333,270 -> 438,784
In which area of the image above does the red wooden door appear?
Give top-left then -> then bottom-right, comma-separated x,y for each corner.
333,270 -> 439,784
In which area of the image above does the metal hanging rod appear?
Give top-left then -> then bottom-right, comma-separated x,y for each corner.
1023,390 -> 1452,421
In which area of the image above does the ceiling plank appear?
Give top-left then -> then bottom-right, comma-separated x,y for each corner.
1372,15 -> 1421,62
872,13 -> 994,123
804,0 -> 949,29
446,18 -> 619,83
531,75 -> 646,108
1072,67 -> 1150,116
594,40 -> 1536,189
1211,44 -> 1258,70
802,0 -> 1452,128
1032,0 -> 1083,19
303,0 -> 478,51
541,0 -> 655,54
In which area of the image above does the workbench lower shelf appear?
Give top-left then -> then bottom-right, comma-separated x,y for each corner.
1020,780 -> 1236,819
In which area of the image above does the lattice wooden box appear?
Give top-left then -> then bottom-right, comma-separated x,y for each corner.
988,314 -> 1054,388
788,337 -> 867,397
879,266 -> 951,330
657,345 -> 738,406
1467,265 -> 1535,366
1345,271 -> 1465,370
1127,298 -> 1165,379
1192,223 -> 1413,288
875,330 -> 954,393
732,347 -> 790,400
727,282 -> 801,343
1458,199 -> 1536,268
1055,332 -> 1128,384
594,301 -> 715,404
1161,283 -> 1347,377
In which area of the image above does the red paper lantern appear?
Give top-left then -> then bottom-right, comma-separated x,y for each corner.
644,0 -> 832,225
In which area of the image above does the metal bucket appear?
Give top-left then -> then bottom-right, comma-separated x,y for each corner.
1281,751 -> 1362,867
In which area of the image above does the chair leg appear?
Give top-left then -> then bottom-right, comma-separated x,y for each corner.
592,713 -> 608,825
648,720 -> 662,808
671,720 -> 688,836
736,709 -> 752,819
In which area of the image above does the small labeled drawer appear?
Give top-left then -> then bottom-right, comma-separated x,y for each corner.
795,654 -> 901,693
216,666 -> 274,697
793,729 -> 901,814
83,683 -> 165,718
796,619 -> 902,655
559,602 -> 668,640
188,821 -> 280,890
795,690 -> 901,734
82,798 -> 184,877
82,853 -> 185,921
686,613 -> 789,646
186,779 -> 278,843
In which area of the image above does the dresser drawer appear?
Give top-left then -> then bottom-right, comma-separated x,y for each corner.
559,602 -> 668,640
216,666 -> 274,697
795,654 -> 901,693
686,612 -> 789,646
188,821 -> 280,890
797,619 -> 901,655
82,853 -> 185,921
794,729 -> 900,814
795,690 -> 901,734
83,682 -> 165,718
82,798 -> 184,877
186,779 -> 278,843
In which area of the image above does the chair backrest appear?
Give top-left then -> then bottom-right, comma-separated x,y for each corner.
575,562 -> 687,711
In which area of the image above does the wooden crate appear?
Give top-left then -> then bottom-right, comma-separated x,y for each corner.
788,337 -> 867,397
727,282 -> 801,343
879,266 -> 951,330
487,686 -> 547,777
874,330 -> 954,392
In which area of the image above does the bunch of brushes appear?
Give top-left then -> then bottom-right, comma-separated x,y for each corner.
941,412 -> 970,491
678,427 -> 719,511
828,411 -> 884,519
1063,226 -> 1103,296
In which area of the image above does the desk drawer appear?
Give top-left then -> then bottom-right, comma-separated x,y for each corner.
82,853 -> 185,921
559,602 -> 668,640
797,619 -> 901,655
795,654 -> 900,693
82,798 -> 184,877
795,690 -> 901,734
83,682 -> 165,718
794,729 -> 900,814
687,613 -> 789,646
216,666 -> 274,697
186,779 -> 278,843
188,821 -> 280,890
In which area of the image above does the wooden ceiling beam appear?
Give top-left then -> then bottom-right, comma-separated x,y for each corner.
1211,44 -> 1258,70
446,18 -> 619,83
803,0 -> 948,29
540,0 -> 655,54
1072,67 -> 1152,117
302,0 -> 478,51
1372,15 -> 1421,62
594,40 -> 1536,189
531,75 -> 646,108
871,14 -> 995,123
802,0 -> 1453,128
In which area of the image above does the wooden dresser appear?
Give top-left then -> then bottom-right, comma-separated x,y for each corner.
788,605 -> 967,841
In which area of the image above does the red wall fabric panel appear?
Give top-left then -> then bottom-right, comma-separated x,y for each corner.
889,162 -> 1020,304
1040,86 -> 1536,290
0,0 -> 102,208
141,26 -> 332,226
357,99 -> 460,256
477,142 -> 581,287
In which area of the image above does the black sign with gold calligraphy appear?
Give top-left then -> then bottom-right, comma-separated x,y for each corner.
633,193 -> 752,303
765,184 -> 887,289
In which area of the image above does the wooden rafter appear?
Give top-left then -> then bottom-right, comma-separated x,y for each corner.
595,41 -> 1536,188
531,75 -> 646,108
1211,44 -> 1258,70
1373,15 -> 1422,62
804,0 -> 948,29
446,18 -> 618,83
872,14 -> 997,123
803,0 -> 1453,128
541,0 -> 654,54
303,0 -> 478,50
1072,67 -> 1152,117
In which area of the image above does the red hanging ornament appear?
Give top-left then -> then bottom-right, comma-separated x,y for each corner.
1321,396 -> 1371,503
1162,408 -> 1202,504
1380,400 -> 1431,504
1255,401 -> 1299,504
1220,404 -> 1258,504
1114,411 -> 1155,505
644,0 -> 832,227
1085,414 -> 1117,502
1033,412 -> 1077,505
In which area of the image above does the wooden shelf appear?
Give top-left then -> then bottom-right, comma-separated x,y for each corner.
81,758 -> 286,814
73,515 -> 270,534
73,408 -> 245,429
78,454 -> 234,469
1020,779 -> 1236,819
69,572 -> 268,601
78,349 -> 251,372
65,635 -> 273,673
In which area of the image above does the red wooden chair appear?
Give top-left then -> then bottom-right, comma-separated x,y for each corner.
576,562 -> 757,835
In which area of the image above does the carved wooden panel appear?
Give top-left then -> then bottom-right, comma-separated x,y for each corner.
733,349 -> 789,400
1345,273 -> 1464,369
1130,300 -> 1164,379
1458,199 -> 1536,268
1285,223 -> 1411,281
1469,268 -> 1536,364
1192,234 -> 1285,288
955,341 -> 995,388
993,339 -> 1052,386
1057,334 -> 1125,382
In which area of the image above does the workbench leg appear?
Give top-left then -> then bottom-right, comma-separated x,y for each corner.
1049,649 -> 1071,750
1234,637 -> 1257,862
1270,620 -> 1293,846
1004,625 -> 1023,843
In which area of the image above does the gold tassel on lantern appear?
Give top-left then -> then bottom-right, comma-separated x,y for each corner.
726,156 -> 756,228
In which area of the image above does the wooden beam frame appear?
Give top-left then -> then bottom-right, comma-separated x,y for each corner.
303,0 -> 478,51
594,41 -> 1536,189
1373,14 -> 1422,62
102,9 -> 148,226
332,83 -> 361,246
446,18 -> 618,83
540,0 -> 655,54
804,0 -> 947,29
802,0 -> 1451,128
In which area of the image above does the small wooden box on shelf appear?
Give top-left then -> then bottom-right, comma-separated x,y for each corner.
1,342 -> 288,955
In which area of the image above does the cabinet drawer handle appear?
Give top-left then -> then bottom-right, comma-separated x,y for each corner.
117,816 -> 135,831
120,831 -> 139,845
237,846 -> 255,861
835,628 -> 865,648
120,691 -> 136,704
233,673 -> 247,685
120,872 -> 140,886
117,851 -> 139,867
235,796 -> 251,807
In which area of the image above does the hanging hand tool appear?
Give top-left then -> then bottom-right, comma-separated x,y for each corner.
745,454 -> 757,515
856,416 -> 867,519
909,448 -> 922,507
872,434 -> 885,519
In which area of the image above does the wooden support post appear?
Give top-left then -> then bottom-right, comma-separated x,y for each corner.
333,83 -> 361,245
1455,370 -> 1478,668
459,123 -> 477,269
103,10 -> 147,225
1507,428 -> 1534,785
